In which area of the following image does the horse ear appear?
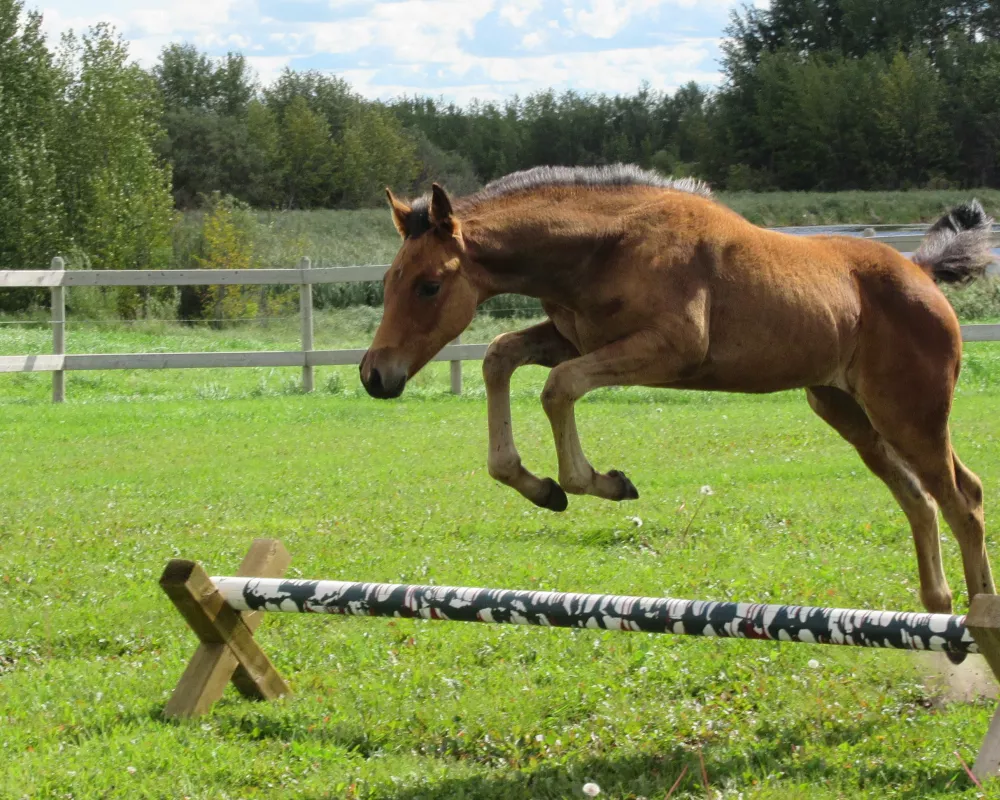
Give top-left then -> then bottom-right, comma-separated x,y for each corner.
430,183 -> 458,236
386,188 -> 411,239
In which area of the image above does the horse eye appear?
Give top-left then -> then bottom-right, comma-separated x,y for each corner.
417,281 -> 441,298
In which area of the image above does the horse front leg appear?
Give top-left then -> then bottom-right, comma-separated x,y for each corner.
483,321 -> 579,511
540,332 -> 692,503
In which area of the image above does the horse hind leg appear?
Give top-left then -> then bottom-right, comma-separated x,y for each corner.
857,376 -> 996,613
805,387 -> 953,616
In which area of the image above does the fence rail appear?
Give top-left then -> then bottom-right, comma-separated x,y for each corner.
0,265 -> 388,288
1,230 -> 998,402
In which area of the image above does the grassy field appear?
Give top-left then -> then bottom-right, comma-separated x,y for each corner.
167,189 -> 1000,272
6,317 -> 1000,797
4,193 -> 1000,799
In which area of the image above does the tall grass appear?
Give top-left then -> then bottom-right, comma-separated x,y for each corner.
721,188 -> 1000,227
19,189 -> 997,325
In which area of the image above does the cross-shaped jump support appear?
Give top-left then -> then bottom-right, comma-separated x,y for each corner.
159,538 -> 291,719
967,593 -> 1000,780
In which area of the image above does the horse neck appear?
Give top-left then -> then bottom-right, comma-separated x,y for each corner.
462,211 -> 612,303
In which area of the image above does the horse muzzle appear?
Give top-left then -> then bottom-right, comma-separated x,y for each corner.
360,350 -> 407,399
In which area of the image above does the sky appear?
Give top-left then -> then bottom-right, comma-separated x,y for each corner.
34,0 -> 769,104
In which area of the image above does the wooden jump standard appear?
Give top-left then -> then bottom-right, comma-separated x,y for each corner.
160,538 -> 1000,779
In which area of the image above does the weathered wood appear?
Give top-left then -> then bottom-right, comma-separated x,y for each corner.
0,265 -> 389,288
160,540 -> 291,719
974,706 -> 1000,780
0,344 -> 491,373
300,257 -> 315,393
50,256 -> 65,403
967,594 -> 1000,683
450,334 -> 462,395
965,594 -> 1000,779
961,324 -> 1000,343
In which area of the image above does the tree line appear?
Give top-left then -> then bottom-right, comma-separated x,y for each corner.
1,0 -> 999,296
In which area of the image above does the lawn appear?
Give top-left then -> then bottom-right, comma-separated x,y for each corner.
5,330 -> 1000,798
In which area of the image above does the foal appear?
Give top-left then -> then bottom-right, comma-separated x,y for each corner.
360,165 -> 996,634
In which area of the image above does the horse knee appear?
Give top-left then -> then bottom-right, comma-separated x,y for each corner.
541,368 -> 582,417
482,334 -> 519,384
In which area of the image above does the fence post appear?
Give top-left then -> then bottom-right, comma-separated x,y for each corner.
51,256 -> 65,403
450,334 -> 462,395
299,257 -> 314,393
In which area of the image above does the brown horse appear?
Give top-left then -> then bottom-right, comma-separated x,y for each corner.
360,164 -> 996,639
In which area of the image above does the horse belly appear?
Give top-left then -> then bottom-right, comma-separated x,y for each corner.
679,300 -> 854,393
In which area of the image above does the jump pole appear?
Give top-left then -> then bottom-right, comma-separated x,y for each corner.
160,538 -> 1000,779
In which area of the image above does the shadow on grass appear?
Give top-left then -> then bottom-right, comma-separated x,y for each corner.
186,704 -> 981,799
378,750 -> 974,800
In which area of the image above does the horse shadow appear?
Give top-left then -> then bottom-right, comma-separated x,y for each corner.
187,705 -> 978,800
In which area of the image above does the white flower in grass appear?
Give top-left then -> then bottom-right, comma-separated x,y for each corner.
700,485 -> 714,496
808,659 -> 821,669
583,783 -> 601,797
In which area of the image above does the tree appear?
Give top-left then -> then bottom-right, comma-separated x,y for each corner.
153,44 -> 260,206
243,101 -> 283,207
333,105 -> 418,206
0,0 -> 65,294
278,96 -> 336,208
153,44 -> 255,114
872,52 -> 950,187
55,25 -> 174,313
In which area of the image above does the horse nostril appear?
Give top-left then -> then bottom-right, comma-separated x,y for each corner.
368,367 -> 384,395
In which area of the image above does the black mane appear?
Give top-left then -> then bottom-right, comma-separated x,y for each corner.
402,164 -> 711,239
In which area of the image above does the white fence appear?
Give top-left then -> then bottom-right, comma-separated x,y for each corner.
1,230 -> 999,402
0,257 -> 487,401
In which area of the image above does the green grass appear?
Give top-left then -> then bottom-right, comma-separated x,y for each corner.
719,189 -> 1000,228
6,329 -> 1000,797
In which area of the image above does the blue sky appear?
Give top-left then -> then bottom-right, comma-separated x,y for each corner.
36,0 -> 769,103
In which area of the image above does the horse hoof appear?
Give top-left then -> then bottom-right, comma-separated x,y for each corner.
946,650 -> 967,666
609,470 -> 639,501
534,478 -> 568,512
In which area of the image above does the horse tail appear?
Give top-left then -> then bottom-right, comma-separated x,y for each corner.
912,199 -> 996,285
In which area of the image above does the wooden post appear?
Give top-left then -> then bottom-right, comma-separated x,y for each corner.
299,257 -> 314,393
450,334 -> 462,395
50,256 -> 65,403
160,538 -> 291,718
965,594 -> 1000,779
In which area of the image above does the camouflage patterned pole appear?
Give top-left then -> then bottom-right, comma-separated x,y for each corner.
211,575 -> 978,657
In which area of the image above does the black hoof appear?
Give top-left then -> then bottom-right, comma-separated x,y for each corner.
533,478 -> 568,512
609,470 -> 639,501
946,650 -> 967,666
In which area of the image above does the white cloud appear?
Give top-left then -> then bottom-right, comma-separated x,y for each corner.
564,0 -> 658,39
303,0 -> 496,66
38,0 -> 252,66
564,0 -> 738,39
247,54 -> 300,84
521,30 -> 545,49
499,0 -> 542,27
35,0 -> 744,101
341,41 -> 719,102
